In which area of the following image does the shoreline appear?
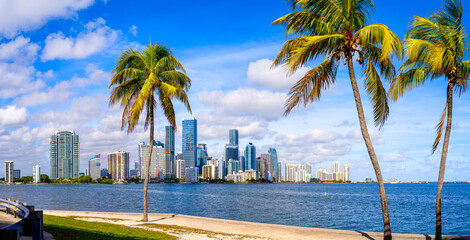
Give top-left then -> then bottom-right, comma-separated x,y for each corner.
43,210 -> 470,240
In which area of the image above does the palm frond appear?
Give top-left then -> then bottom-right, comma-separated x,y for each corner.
363,60 -> 389,127
389,67 -> 431,100
356,23 -> 404,62
432,103 -> 447,153
284,57 -> 338,115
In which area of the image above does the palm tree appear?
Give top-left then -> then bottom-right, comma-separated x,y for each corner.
389,1 -> 468,239
272,0 -> 403,239
109,43 -> 191,222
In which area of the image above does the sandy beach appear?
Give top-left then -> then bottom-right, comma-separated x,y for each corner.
42,210 -> 469,240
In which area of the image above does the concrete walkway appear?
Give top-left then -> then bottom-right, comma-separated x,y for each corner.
0,213 -> 18,229
43,210 -> 470,240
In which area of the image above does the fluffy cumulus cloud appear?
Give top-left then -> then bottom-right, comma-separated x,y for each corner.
0,0 -> 95,38
0,63 -> 45,98
0,105 -> 28,128
198,88 -> 287,121
0,36 -> 40,62
15,64 -> 109,107
246,59 -> 311,91
41,18 -> 120,61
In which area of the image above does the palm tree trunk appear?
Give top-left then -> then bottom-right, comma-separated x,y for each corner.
143,99 -> 154,222
347,57 -> 392,240
435,83 -> 453,240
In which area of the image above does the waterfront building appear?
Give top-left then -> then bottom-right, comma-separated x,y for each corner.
100,168 -> 109,178
227,159 -> 240,175
185,167 -> 198,183
207,158 -> 218,166
260,153 -> 274,181
333,162 -> 340,173
176,152 -> 183,160
182,118 -> 197,168
4,161 -> 13,184
140,141 -> 165,180
33,165 -> 40,183
218,158 -> 226,179
108,151 -> 129,182
13,169 -> 21,179
88,154 -> 101,180
176,160 -> 185,179
365,178 -> 372,183
229,129 -> 239,146
259,158 -> 267,179
224,144 -> 238,174
285,163 -> 310,182
278,161 -> 282,182
197,143 -> 208,174
129,169 -> 139,178
344,165 -> 350,181
334,172 -> 345,181
165,126 -> 175,179
50,130 -> 79,179
268,148 -> 279,182
304,162 -> 312,175
202,165 -> 218,180
245,143 -> 256,171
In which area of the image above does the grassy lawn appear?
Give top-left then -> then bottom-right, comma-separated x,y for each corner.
43,215 -> 176,240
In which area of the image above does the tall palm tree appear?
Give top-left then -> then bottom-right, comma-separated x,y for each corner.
272,0 -> 403,239
109,43 -> 191,222
389,1 -> 468,239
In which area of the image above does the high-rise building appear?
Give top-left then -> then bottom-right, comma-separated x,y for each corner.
182,118 -> 197,168
245,143 -> 256,171
227,159 -> 240,175
333,162 -> 340,173
260,153 -> 274,181
107,151 -> 129,182
202,165 -> 218,180
50,130 -> 79,179
100,168 -> 109,178
176,160 -> 185,179
304,162 -> 312,175
224,144 -> 238,176
33,165 -> 41,183
185,167 -> 199,183
4,161 -> 13,184
176,152 -> 183,160
140,141 -> 164,180
88,154 -> 101,180
229,129 -> 239,146
197,144 -> 208,174
13,169 -> 21,179
268,148 -> 279,182
239,149 -> 245,171
165,126 -> 175,179
259,158 -> 267,179
344,165 -> 350,181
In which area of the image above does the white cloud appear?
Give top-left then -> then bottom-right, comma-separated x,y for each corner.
129,25 -> 137,37
41,18 -> 120,61
198,88 -> 287,121
0,0 -> 95,38
15,64 -> 109,107
0,36 -> 40,62
0,105 -> 28,128
346,129 -> 385,145
246,58 -> 311,91
0,63 -> 45,98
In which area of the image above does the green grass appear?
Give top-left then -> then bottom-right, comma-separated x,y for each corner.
43,215 -> 176,240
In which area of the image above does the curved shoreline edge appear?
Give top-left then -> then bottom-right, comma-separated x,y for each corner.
43,210 -> 469,240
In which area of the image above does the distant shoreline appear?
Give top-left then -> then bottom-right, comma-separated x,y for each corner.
2,181 -> 469,185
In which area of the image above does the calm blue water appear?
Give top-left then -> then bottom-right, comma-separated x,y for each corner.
1,183 -> 468,235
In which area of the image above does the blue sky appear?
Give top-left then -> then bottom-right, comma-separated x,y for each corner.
0,0 -> 469,181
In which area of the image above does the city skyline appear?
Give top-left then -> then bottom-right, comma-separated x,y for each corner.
0,1 -> 470,181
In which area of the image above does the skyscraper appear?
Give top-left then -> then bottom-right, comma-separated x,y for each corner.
88,154 -> 101,180
182,118 -> 197,168
229,129 -> 239,146
239,149 -> 245,171
140,141 -> 164,180
50,130 -> 79,179
333,162 -> 341,173
344,165 -> 350,181
13,169 -> 21,179
197,144 -> 208,174
224,144 -> 238,175
268,148 -> 279,182
176,160 -> 185,179
227,159 -> 240,175
165,126 -> 175,179
304,162 -> 312,175
245,143 -> 256,171
33,165 -> 40,183
4,161 -> 13,184
108,151 -> 129,182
